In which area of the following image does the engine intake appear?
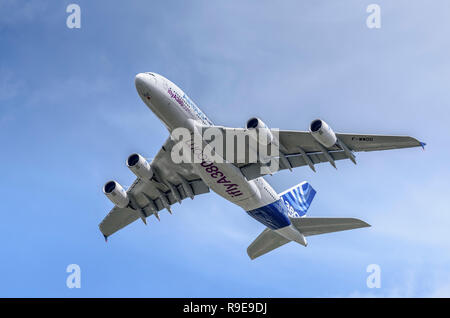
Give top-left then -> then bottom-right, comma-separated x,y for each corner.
126,153 -> 154,180
309,119 -> 337,148
245,117 -> 273,145
103,180 -> 129,208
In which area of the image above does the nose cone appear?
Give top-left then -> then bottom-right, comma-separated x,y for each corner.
135,72 -> 153,89
135,73 -> 156,100
135,73 -> 146,86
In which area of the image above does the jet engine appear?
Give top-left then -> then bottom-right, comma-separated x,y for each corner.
309,119 -> 337,148
126,153 -> 154,181
103,180 -> 129,208
246,117 -> 273,145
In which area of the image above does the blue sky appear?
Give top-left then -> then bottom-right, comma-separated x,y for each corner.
0,0 -> 449,297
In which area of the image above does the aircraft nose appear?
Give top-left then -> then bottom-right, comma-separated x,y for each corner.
135,72 -> 151,88
134,73 -> 156,100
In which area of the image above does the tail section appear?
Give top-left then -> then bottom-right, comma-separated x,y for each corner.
247,181 -> 371,260
248,218 -> 370,259
279,181 -> 316,217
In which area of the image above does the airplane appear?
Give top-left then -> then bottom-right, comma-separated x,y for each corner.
99,72 -> 425,259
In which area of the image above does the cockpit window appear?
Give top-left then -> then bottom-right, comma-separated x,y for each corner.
146,72 -> 155,77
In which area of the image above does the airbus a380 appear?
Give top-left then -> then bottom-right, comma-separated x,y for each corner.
100,72 -> 425,259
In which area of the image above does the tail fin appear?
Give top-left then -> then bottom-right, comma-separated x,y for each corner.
279,181 -> 316,217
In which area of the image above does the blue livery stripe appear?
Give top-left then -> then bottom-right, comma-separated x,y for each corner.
246,200 -> 291,230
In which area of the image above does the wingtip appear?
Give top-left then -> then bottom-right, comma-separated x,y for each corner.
103,234 -> 108,242
246,248 -> 257,260
420,141 -> 426,150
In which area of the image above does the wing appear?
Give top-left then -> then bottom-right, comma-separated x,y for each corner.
202,127 -> 424,180
99,137 -> 210,239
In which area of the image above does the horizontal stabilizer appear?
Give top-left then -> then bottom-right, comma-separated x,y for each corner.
247,228 -> 290,260
289,217 -> 370,237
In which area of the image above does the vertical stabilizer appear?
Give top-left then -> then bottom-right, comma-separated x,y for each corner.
279,181 -> 316,217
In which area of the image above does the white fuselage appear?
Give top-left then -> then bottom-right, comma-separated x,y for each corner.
135,72 -> 306,245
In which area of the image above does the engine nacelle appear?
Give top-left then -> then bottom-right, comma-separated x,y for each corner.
126,153 -> 154,180
103,180 -> 129,208
309,119 -> 337,148
246,117 -> 273,145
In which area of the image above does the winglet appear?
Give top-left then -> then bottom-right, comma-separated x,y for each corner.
420,141 -> 426,150
103,234 -> 108,243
